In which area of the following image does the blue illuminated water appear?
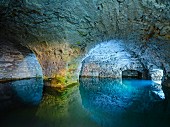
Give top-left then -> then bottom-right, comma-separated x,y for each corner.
0,78 -> 170,127
0,78 -> 43,111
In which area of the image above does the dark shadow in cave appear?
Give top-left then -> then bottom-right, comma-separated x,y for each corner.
122,70 -> 142,79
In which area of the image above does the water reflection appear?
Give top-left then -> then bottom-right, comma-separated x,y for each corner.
0,78 -> 170,127
0,78 -> 43,111
80,78 -> 170,127
35,85 -> 99,127
0,80 -> 99,127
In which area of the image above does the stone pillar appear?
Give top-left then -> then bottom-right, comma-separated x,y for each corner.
29,42 -> 81,88
150,69 -> 165,100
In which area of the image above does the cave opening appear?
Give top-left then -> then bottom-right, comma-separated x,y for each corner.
122,70 -> 142,79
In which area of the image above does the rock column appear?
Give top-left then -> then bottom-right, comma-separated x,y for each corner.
150,69 -> 165,100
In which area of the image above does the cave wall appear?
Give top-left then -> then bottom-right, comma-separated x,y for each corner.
0,39 -> 42,80
80,40 -> 146,78
80,40 -> 170,79
0,0 -> 170,86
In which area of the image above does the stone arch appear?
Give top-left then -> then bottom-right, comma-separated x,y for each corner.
79,40 -> 148,79
0,38 -> 43,81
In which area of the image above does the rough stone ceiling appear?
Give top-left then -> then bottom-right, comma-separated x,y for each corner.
0,0 -> 169,45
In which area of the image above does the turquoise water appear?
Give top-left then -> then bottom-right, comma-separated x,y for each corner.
0,78 -> 170,127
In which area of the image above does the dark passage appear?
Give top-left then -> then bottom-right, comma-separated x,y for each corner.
122,70 -> 142,79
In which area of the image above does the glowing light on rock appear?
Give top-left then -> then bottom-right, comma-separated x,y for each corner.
150,69 -> 165,100
80,40 -> 145,78
13,53 -> 43,79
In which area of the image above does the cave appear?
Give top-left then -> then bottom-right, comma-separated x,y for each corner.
0,0 -> 170,127
122,70 -> 143,79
